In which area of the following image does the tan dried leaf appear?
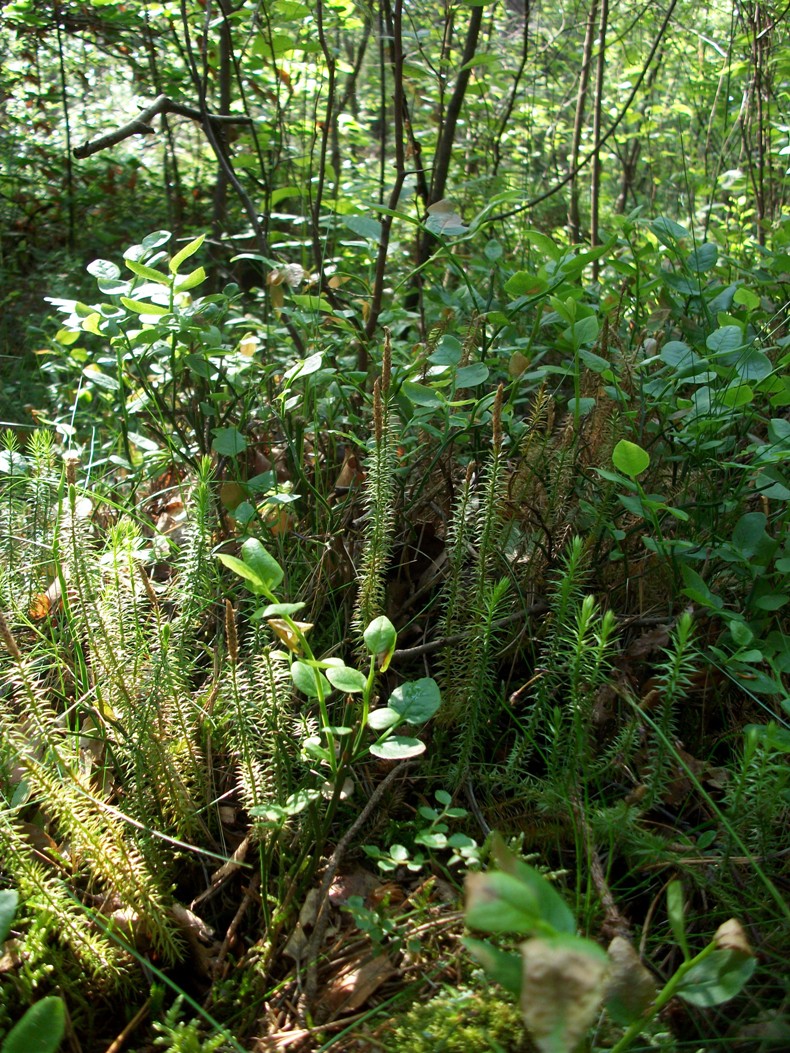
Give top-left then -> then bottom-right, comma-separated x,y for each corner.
267,618 -> 313,653
605,936 -> 658,1025
715,919 -> 753,957
520,937 -> 608,1053
317,951 -> 396,1018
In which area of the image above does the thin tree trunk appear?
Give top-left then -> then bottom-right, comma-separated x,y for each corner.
590,0 -> 608,279
364,0 -> 406,356
568,0 -> 599,243
54,6 -> 75,253
492,0 -> 531,178
411,3 -> 485,313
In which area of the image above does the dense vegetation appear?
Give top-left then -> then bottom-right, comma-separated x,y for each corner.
1,0 -> 788,1050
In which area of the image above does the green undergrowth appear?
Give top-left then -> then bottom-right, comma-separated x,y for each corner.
0,220 -> 789,1051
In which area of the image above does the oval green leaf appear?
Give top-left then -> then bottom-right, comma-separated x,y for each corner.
369,736 -> 426,760
242,538 -> 284,592
326,666 -> 367,694
291,661 -> 330,698
676,950 -> 756,1007
367,707 -> 401,731
388,678 -> 441,724
211,427 -> 247,456
612,439 -> 650,478
363,615 -> 397,667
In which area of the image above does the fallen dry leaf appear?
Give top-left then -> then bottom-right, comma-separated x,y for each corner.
315,948 -> 397,1019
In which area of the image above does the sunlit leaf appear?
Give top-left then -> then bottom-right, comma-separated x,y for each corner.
169,233 -> 205,275
387,678 -> 441,724
612,439 -> 650,478
369,736 -> 426,760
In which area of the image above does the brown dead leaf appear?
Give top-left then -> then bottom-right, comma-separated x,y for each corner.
316,949 -> 397,1019
625,625 -> 671,660
0,941 -> 22,974
333,449 -> 364,491
605,937 -> 658,1024
520,937 -> 608,1053
220,481 -> 246,511
268,618 -> 313,653
327,868 -> 381,907
715,918 -> 753,957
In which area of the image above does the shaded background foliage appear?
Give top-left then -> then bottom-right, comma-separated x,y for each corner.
1,0 -> 787,392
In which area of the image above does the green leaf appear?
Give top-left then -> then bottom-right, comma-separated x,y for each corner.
369,736 -> 426,760
660,341 -> 703,372
87,259 -> 120,281
733,286 -> 760,310
425,199 -> 468,236
211,427 -> 247,456
175,266 -> 207,292
612,439 -> 650,478
217,553 -> 267,593
415,831 -> 448,849
0,889 -> 19,943
686,243 -> 718,273
2,998 -> 66,1053
567,396 -> 596,418
252,787 -> 322,822
524,228 -> 561,260
141,230 -> 172,250
387,678 -> 441,724
706,325 -> 744,355
651,216 -> 690,244
169,233 -> 206,275
261,602 -> 306,617
363,616 -> 397,669
241,539 -> 284,593
465,870 -> 548,935
367,707 -> 401,731
119,296 -> 169,317
291,294 -> 334,313
680,565 -> 723,610
667,881 -> 690,960
283,352 -> 323,381
504,271 -> 547,298
326,665 -> 367,693
455,362 -> 489,387
722,347 -> 773,383
291,660 -> 330,698
732,512 -> 768,558
677,950 -> 756,1007
462,937 -> 523,997
489,838 -> 576,935
720,383 -> 754,408
430,335 -> 463,366
125,259 -> 171,284
564,315 -> 599,349
402,381 -> 444,407
344,215 -> 382,243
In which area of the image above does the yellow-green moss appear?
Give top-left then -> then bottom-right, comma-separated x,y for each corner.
381,985 -> 530,1053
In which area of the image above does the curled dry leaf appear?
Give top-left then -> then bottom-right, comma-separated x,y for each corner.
267,618 -> 313,653
714,918 -> 753,957
520,936 -> 609,1053
315,950 -> 397,1019
605,936 -> 658,1025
